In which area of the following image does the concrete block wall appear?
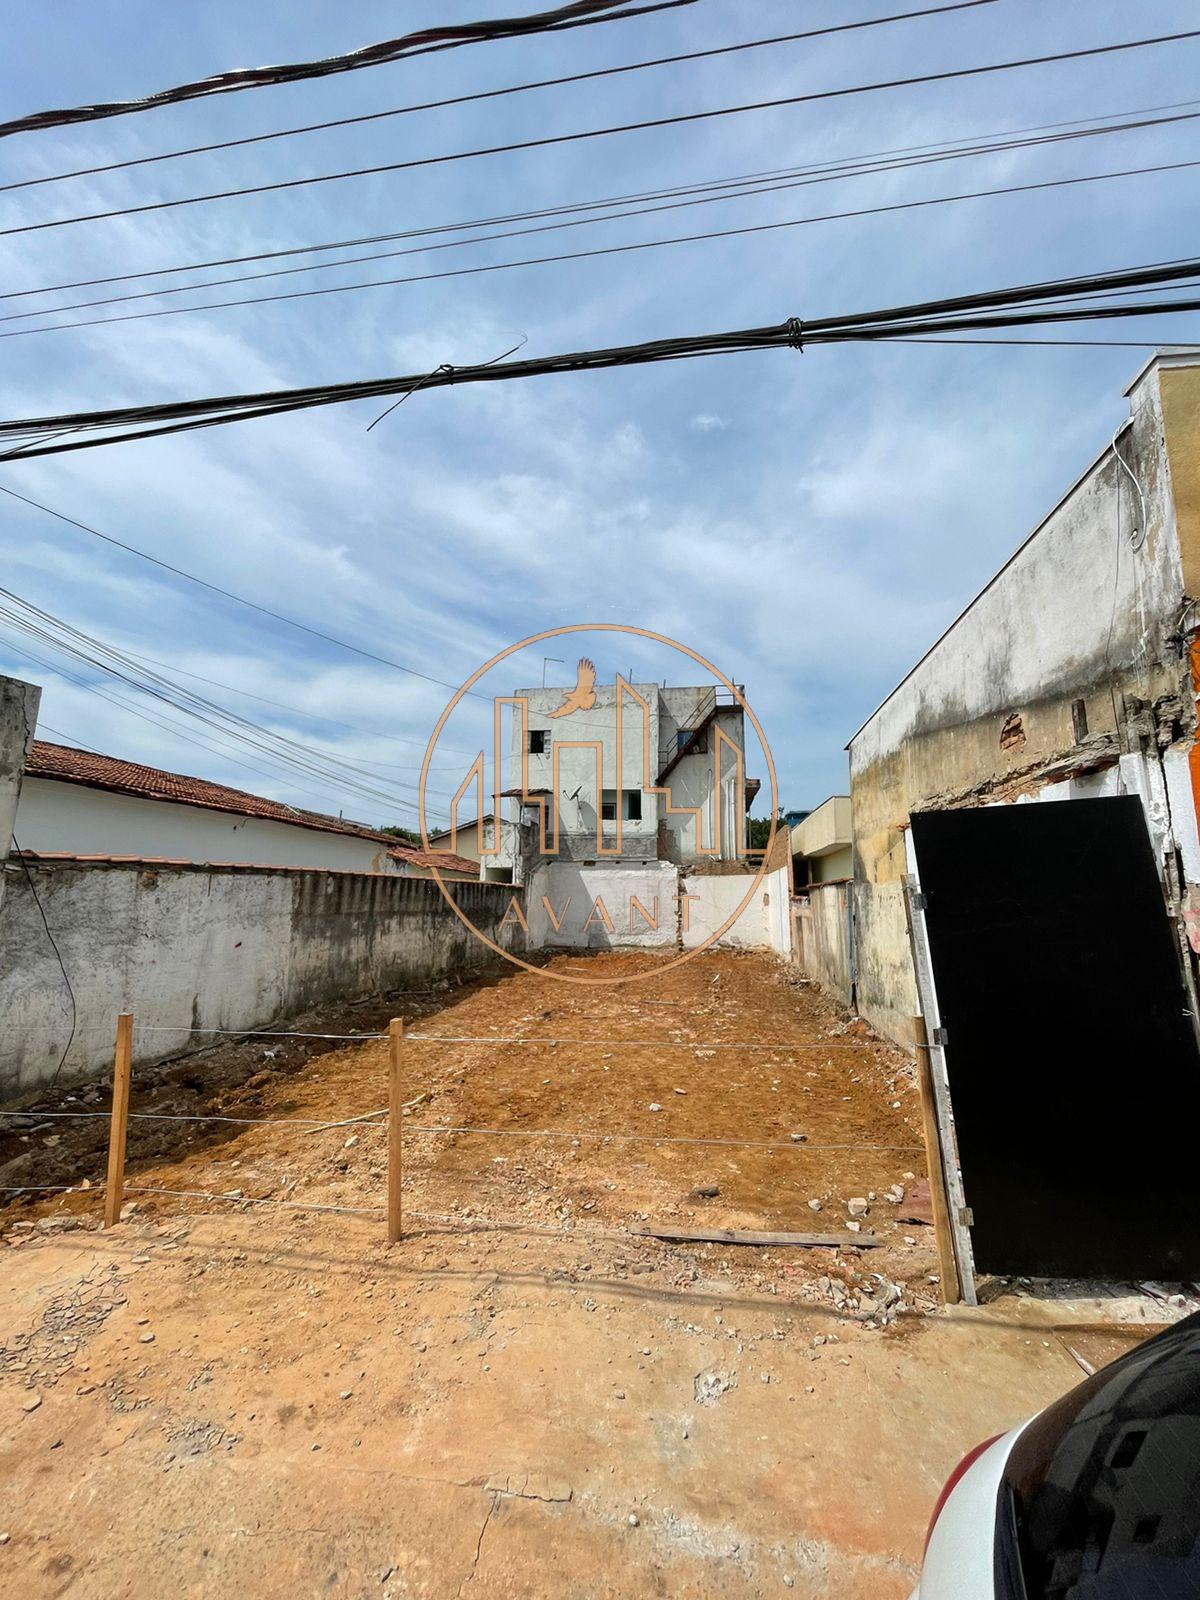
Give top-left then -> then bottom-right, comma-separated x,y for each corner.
0,858 -> 524,1098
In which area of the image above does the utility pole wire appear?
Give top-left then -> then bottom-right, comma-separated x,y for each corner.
3,255 -> 1200,460
0,482 -> 488,699
11,96 -> 1196,305
3,28 -> 1196,240
7,152 -> 1200,341
0,1 -> 1001,194
0,0 -> 697,140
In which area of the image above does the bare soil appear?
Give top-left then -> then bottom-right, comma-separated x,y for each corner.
0,952 -> 1113,1598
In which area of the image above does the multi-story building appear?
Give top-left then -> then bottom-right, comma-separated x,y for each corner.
499,671 -> 759,873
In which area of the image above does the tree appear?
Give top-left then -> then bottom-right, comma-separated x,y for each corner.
380,825 -> 423,845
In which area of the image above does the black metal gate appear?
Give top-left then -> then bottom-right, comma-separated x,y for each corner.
910,796 -> 1200,1281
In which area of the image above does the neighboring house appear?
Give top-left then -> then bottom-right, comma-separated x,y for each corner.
502,677 -> 760,868
790,796 -> 852,886
424,813 -> 522,884
845,349 -> 1200,1044
12,740 -> 479,880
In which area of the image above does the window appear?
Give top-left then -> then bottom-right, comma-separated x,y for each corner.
601,789 -> 643,822
528,729 -> 547,755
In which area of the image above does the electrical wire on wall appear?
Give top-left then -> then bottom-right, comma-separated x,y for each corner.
10,831 -> 77,1088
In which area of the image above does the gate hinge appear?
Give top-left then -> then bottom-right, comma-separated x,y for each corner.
958,1206 -> 974,1228
909,890 -> 928,911
930,1024 -> 948,1047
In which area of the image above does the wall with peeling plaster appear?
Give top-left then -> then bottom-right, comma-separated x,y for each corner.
846,354 -> 1200,1048
0,858 -> 524,1097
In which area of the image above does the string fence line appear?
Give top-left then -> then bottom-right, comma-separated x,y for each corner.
123,1184 -> 383,1217
0,1107 -> 387,1129
405,1122 -> 924,1152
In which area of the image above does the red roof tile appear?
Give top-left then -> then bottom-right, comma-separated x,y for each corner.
26,740 -> 401,844
25,741 -> 479,877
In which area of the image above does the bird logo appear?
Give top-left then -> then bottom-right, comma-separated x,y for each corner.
548,657 -> 597,718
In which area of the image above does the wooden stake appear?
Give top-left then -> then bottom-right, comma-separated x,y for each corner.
912,1014 -> 961,1304
387,1017 -> 405,1245
103,1012 -> 133,1229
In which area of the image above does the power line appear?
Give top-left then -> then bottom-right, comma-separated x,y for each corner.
3,254 -> 1200,458
5,28 -> 1196,240
0,612 -> 457,822
0,0 -> 696,140
0,2 -> 1002,195
0,632 -> 442,822
7,108 -> 1199,330
7,154 -> 1200,342
13,94 -> 1196,306
0,482 -> 485,698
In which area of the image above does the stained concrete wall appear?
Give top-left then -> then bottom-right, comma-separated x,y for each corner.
794,882 -> 854,1005
847,353 -> 1200,1047
0,675 -> 40,915
524,859 -> 791,956
681,865 -> 791,956
0,859 -> 524,1097
15,776 -> 403,875
526,861 -> 678,948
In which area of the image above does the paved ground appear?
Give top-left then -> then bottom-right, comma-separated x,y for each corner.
0,952 -> 1163,1598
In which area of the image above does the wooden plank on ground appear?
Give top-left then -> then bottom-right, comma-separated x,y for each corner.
632,1224 -> 880,1248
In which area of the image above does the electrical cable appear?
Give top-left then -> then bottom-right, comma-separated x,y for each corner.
3,640 -> 449,827
0,624 -> 456,823
0,1 -> 1002,194
4,28 -> 1195,240
0,483 -> 486,699
0,0 -> 697,140
11,830 -> 77,1089
3,255 -> 1200,459
7,108 -> 1198,330
7,153 -> 1199,342
10,95 -> 1198,306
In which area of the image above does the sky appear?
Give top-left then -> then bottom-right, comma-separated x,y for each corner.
1,0 -> 1199,834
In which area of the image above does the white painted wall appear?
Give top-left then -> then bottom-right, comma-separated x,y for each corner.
681,866 -> 791,956
14,777 -> 403,874
526,861 -> 677,948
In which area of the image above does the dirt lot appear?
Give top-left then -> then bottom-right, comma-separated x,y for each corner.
0,951 -> 1154,1598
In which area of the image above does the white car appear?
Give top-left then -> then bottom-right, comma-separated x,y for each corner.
911,1309 -> 1200,1597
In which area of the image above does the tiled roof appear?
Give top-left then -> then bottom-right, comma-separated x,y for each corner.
24,740 -> 478,876
26,740 -> 397,842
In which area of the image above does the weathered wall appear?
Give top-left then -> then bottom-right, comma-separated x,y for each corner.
15,777 -> 402,874
526,861 -> 678,948
525,858 -> 791,956
0,858 -> 524,1097
681,865 -> 791,957
0,676 -> 40,915
847,355 -> 1200,1045
793,882 -> 853,1005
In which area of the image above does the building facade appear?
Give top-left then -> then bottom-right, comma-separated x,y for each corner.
505,677 -> 757,870
846,350 -> 1200,1045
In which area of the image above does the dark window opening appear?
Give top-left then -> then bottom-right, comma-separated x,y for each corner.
528,729 -> 547,755
1072,698 -> 1089,742
601,789 -> 642,823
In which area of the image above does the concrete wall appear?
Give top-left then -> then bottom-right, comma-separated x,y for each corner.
681,865 -> 791,957
0,676 -> 40,914
847,353 -> 1200,1046
525,858 -> 791,957
526,861 -> 678,948
15,776 -> 403,874
0,858 -> 524,1097
793,882 -> 854,1005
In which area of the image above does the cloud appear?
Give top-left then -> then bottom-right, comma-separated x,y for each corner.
689,413 -> 728,432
